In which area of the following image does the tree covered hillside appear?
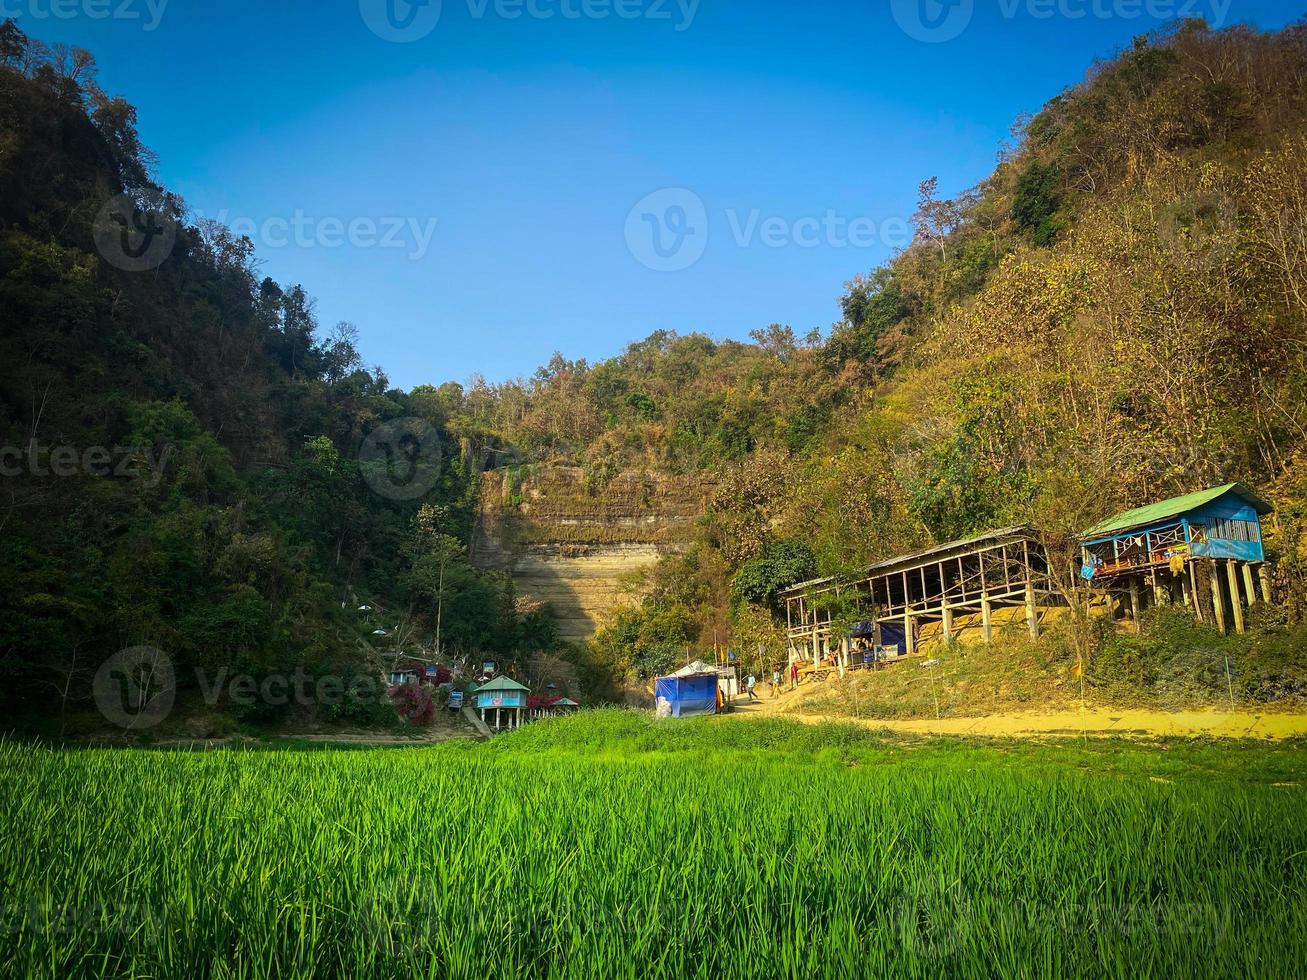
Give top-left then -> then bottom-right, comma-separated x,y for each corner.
446,21 -> 1307,680
0,22 -> 555,730
3,18 -> 1306,718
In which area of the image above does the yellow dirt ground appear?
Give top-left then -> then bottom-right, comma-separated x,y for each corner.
772,707 -> 1307,740
729,685 -> 1307,739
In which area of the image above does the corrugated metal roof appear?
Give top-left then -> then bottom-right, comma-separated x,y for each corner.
1081,483 -> 1272,540
472,675 -> 530,693
864,526 -> 1033,574
778,525 -> 1037,596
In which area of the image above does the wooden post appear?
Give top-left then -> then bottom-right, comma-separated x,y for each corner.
1188,561 -> 1204,623
1210,563 -> 1227,634
1258,563 -> 1273,604
1180,574 -> 1191,609
904,611 -> 915,656
981,597 -> 993,644
1226,560 -> 1245,634
1025,582 -> 1039,640
1241,563 -> 1257,607
941,604 -> 954,646
1129,580 -> 1141,626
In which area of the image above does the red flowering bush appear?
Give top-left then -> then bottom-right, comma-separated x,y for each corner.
389,681 -> 434,726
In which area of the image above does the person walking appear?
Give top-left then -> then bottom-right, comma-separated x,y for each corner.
772,669 -> 781,697
746,673 -> 757,701
789,661 -> 799,689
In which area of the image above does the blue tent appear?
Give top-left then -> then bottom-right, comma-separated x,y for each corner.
878,621 -> 912,655
654,673 -> 717,718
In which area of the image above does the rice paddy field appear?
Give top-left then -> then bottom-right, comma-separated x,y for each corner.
2,711 -> 1305,979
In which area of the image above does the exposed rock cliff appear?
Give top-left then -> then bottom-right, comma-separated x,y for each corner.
472,466 -> 709,641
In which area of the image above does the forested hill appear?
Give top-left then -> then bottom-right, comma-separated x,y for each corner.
2,18 -> 1307,719
455,20 -> 1307,678
0,22 -> 553,730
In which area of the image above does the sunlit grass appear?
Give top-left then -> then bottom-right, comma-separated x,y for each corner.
1,713 -> 1304,978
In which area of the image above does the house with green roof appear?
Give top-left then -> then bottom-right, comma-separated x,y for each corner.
471,675 -> 531,731
1079,483 -> 1273,633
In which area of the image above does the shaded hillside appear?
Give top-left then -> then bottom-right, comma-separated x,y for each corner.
0,24 -> 552,729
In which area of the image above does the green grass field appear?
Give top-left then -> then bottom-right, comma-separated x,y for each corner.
2,712 -> 1305,978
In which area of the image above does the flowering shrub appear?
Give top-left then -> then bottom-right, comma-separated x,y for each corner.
389,681 -> 434,726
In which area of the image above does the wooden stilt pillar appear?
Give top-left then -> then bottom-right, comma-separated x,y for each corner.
941,605 -> 954,646
981,597 -> 993,644
1188,562 -> 1204,623
1258,563 -> 1273,604
1025,582 -> 1039,640
1226,560 -> 1246,634
904,611 -> 915,656
1129,580 -> 1141,626
1242,562 -> 1257,607
1181,574 -> 1191,609
1152,574 -> 1166,606
1210,564 -> 1227,634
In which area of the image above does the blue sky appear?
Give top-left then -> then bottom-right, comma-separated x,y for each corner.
17,0 -> 1303,388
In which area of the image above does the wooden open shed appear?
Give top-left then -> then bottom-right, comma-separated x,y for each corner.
779,527 -> 1058,664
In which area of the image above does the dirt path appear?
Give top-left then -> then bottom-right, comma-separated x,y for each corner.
729,698 -> 1307,740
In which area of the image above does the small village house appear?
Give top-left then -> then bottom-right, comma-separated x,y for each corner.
1079,483 -> 1273,634
472,675 -> 530,730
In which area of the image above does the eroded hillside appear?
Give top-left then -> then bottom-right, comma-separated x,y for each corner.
473,466 -> 711,640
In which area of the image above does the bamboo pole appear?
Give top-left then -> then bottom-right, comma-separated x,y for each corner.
1188,561 -> 1205,623
1025,581 -> 1039,640
1226,560 -> 1245,634
1210,563 -> 1227,634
